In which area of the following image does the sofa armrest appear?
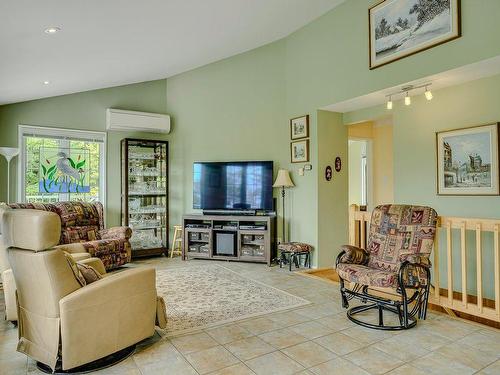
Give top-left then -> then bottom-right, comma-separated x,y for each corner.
59,267 -> 157,370
399,254 -> 431,267
81,238 -> 131,269
337,245 -> 369,265
99,226 -> 132,240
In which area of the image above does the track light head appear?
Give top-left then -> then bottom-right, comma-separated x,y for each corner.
404,92 -> 411,106
425,87 -> 433,101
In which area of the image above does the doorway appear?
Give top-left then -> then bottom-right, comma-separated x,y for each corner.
348,120 -> 394,210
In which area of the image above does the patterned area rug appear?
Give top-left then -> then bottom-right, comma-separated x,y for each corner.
156,265 -> 310,336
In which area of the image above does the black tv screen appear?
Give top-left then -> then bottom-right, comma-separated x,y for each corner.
193,161 -> 273,211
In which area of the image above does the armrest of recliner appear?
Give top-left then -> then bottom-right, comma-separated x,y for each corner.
336,245 -> 369,266
99,226 -> 132,240
60,267 -> 155,311
59,267 -> 157,370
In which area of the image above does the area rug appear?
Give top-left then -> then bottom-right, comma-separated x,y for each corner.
156,264 -> 310,336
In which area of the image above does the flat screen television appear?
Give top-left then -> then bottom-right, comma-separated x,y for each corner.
193,161 -> 273,211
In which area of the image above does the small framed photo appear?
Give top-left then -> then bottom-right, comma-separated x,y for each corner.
290,115 -> 309,140
291,139 -> 309,163
436,123 -> 499,195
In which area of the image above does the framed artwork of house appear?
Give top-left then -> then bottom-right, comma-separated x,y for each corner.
369,0 -> 461,69
436,123 -> 499,196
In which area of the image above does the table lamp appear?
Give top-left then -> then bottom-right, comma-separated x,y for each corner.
273,169 -> 295,243
0,147 -> 20,203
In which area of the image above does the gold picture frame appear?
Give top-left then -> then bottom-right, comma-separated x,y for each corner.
291,139 -> 310,163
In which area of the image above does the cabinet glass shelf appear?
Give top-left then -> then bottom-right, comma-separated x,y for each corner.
121,138 -> 169,258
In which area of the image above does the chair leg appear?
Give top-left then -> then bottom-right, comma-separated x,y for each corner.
339,278 -> 349,309
378,304 -> 384,326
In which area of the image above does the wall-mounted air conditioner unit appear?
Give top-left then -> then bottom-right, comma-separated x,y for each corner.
106,108 -> 171,133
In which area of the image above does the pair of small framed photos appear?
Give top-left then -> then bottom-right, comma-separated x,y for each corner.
290,115 -> 309,163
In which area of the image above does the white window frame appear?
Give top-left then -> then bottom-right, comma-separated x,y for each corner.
17,125 -> 107,207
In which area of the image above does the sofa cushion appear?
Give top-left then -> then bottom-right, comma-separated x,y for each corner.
366,205 -> 437,273
53,202 -> 103,229
60,225 -> 100,244
336,263 -> 397,288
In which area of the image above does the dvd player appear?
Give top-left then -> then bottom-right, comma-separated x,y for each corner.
186,224 -> 211,228
239,225 -> 266,230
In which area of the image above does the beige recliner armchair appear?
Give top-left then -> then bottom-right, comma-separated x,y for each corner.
0,204 -> 96,323
4,208 -> 167,372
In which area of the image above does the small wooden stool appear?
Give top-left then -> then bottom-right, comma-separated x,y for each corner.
170,225 -> 183,258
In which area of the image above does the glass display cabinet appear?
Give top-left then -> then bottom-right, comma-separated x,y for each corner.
121,138 -> 168,257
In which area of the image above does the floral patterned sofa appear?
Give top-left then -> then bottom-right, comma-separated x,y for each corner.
9,201 -> 131,270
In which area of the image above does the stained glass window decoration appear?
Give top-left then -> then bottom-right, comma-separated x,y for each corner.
39,147 -> 91,193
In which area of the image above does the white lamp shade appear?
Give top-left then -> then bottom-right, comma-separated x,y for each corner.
273,169 -> 295,188
0,147 -> 19,162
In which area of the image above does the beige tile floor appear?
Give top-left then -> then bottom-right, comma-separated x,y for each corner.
1,257 -> 499,374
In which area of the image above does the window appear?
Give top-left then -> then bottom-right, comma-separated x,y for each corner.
18,125 -> 106,204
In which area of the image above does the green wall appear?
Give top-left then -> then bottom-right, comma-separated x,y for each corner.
165,40 -> 289,244
317,110 -> 348,267
344,74 -> 500,298
1,0 -> 500,267
0,80 -> 168,227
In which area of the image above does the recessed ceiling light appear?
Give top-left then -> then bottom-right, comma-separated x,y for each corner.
43,81 -> 50,85
44,27 -> 61,34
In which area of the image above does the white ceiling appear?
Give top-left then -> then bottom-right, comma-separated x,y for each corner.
0,0 -> 345,105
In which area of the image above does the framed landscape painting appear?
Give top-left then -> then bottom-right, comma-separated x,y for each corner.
436,123 -> 499,196
369,0 -> 461,69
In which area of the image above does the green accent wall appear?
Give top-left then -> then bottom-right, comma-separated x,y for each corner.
344,74 -> 500,298
1,0 -> 500,267
0,80 -> 168,227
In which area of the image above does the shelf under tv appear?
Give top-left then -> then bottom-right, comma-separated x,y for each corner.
182,213 -> 277,266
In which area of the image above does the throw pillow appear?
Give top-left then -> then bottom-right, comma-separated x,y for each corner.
64,252 -> 86,287
76,263 -> 102,284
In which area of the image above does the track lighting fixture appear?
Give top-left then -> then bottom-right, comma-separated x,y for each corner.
385,83 -> 433,108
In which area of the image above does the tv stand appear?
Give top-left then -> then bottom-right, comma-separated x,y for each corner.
182,213 -> 277,266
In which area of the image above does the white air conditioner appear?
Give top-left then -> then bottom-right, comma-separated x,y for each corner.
106,108 -> 171,133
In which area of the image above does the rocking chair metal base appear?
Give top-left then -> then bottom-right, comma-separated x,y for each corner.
347,302 -> 417,331
36,344 -> 136,374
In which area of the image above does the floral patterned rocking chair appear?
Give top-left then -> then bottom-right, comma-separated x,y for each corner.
336,204 -> 438,330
